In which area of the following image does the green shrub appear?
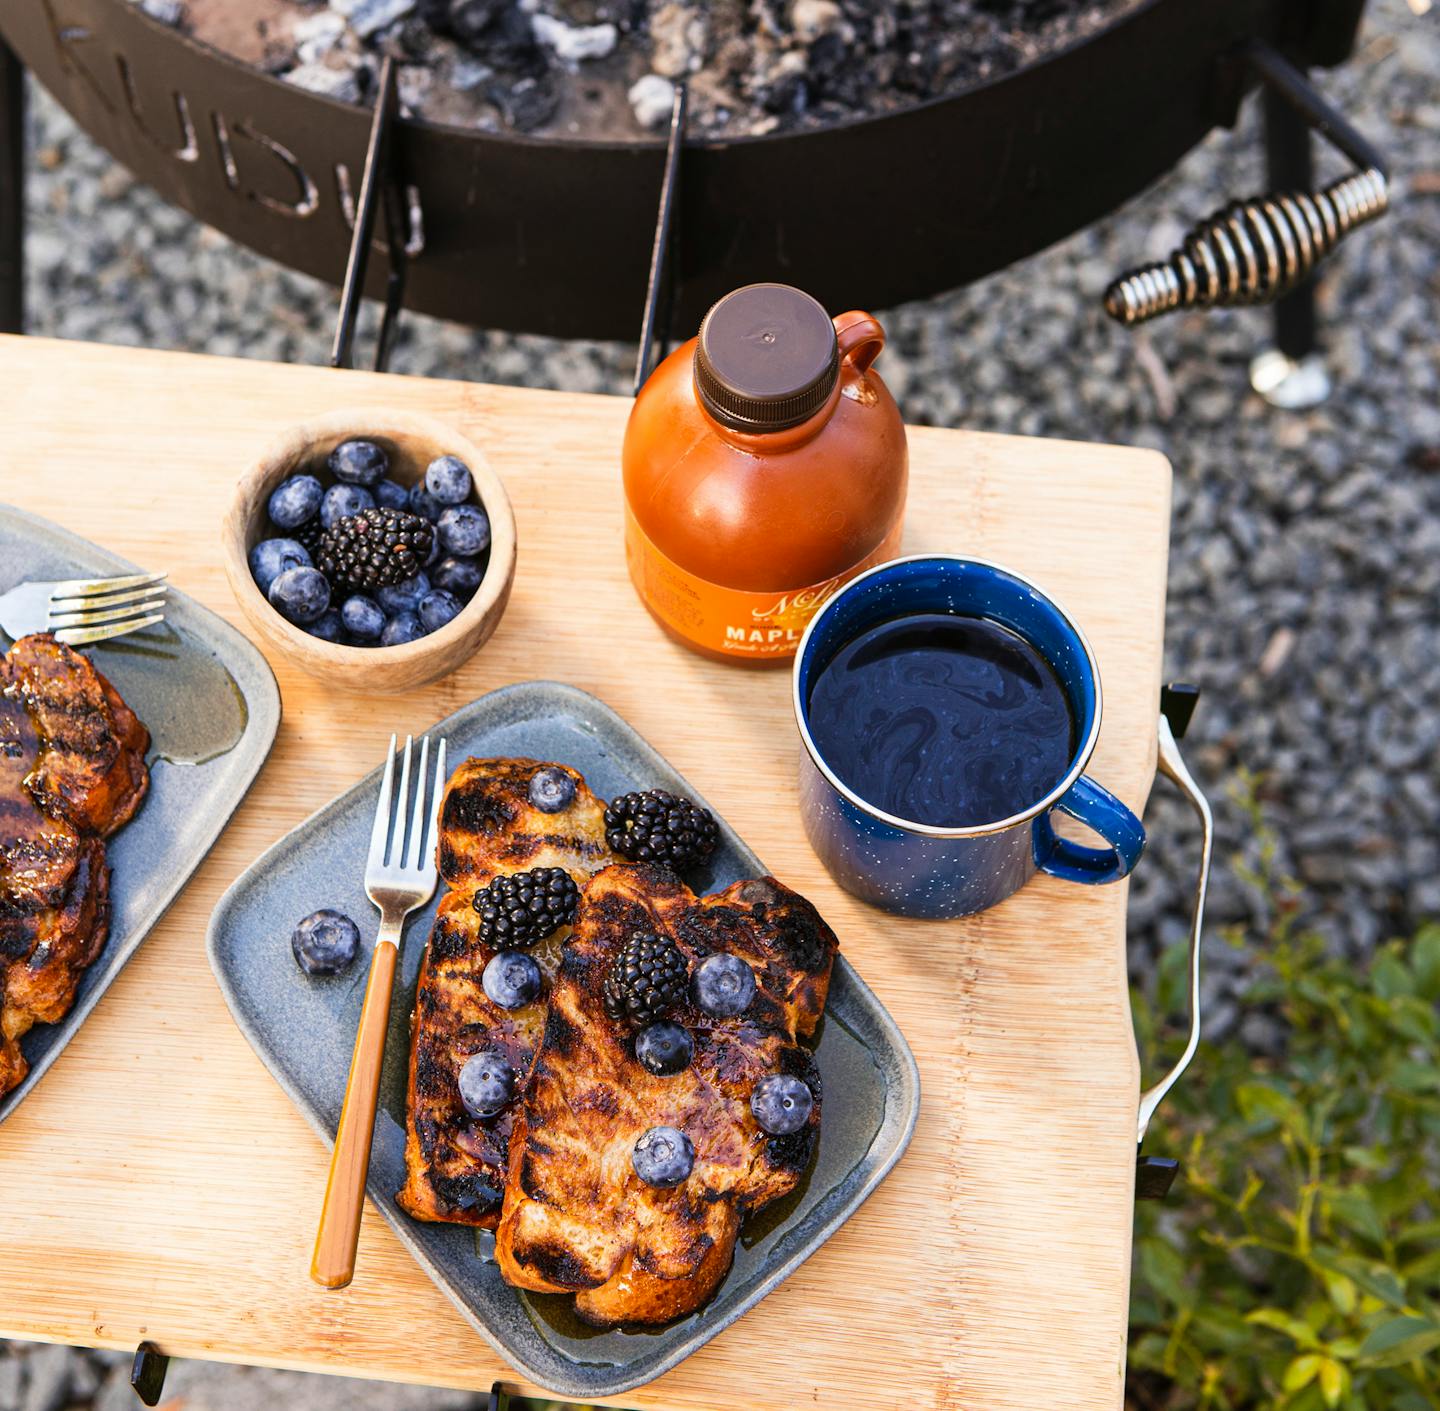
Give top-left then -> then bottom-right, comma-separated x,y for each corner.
1128,791 -> 1440,1411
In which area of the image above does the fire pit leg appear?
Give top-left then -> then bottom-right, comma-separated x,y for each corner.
332,57 -> 407,374
1249,78 -> 1331,409
0,34 -> 23,335
633,82 -> 686,396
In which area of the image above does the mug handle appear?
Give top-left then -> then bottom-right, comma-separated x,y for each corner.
1034,776 -> 1146,884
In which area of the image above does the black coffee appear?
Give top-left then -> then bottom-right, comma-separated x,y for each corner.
806,612 -> 1075,828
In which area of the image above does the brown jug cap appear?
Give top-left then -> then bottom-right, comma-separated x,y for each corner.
694,284 -> 839,433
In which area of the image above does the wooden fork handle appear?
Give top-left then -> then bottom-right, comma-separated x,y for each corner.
311,932 -> 400,1289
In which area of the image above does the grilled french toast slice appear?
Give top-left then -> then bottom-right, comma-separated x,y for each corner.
0,634 -> 148,1097
396,758 -> 620,1225
495,863 -> 836,1327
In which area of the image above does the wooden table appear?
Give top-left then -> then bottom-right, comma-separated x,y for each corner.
0,336 -> 1172,1411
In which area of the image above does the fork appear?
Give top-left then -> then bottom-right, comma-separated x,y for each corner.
0,571 -> 168,646
311,732 -> 448,1291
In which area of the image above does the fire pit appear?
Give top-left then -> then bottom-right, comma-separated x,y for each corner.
0,0 -> 1387,358
176,0 -> 1145,141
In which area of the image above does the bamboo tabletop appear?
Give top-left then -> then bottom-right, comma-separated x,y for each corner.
0,335 -> 1172,1411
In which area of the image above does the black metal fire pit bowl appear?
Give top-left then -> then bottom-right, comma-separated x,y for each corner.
0,0 -> 1369,342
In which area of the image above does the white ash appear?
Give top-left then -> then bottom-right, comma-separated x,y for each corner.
330,0 -> 418,39
133,0 -> 186,24
293,11 -> 350,64
530,11 -> 619,66
628,72 -> 676,129
282,61 -> 365,103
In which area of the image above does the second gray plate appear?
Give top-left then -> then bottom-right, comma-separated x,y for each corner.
1,503 -> 281,1124
207,682 -> 919,1398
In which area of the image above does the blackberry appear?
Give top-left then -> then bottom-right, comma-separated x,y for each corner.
291,517 -> 326,557
315,507 -> 435,591
604,790 -> 719,871
604,931 -> 688,1027
472,866 -> 579,949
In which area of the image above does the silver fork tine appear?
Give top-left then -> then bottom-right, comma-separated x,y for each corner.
365,735 -> 399,876
391,736 -> 414,870
55,614 -> 166,647
48,596 -> 168,630
402,736 -> 431,870
45,571 -> 167,598
427,739 -> 447,873
49,583 -> 168,613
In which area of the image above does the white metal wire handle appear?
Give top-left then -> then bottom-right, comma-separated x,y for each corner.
1136,711 -> 1214,1145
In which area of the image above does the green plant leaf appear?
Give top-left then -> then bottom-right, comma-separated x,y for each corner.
1372,951 -> 1414,1000
1328,1188 -> 1387,1247
1411,924 -> 1440,999
1318,1356 -> 1348,1408
1137,1236 -> 1192,1311
1247,1307 -> 1320,1346
1284,1353 -> 1322,1391
1235,1081 -> 1309,1142
1356,1316 -> 1440,1368
1311,1249 -> 1409,1309
1321,1269 -> 1358,1315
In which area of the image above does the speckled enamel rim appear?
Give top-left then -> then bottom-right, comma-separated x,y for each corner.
792,553 -> 1105,839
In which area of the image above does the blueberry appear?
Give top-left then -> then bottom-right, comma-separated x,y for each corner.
320,482 -> 375,530
291,909 -> 360,976
308,608 -> 345,643
437,504 -> 491,557
635,1021 -> 694,1077
408,482 -> 443,523
426,455 -> 474,505
418,588 -> 463,634
268,565 -> 331,625
482,950 -> 542,1009
432,556 -> 484,600
249,537 -> 311,594
374,478 -> 410,510
328,438 -> 388,486
267,474 -> 323,530
376,572 -> 430,615
341,594 -> 386,642
692,953 -> 756,1019
379,611 -> 427,646
750,1074 -> 813,1135
528,766 -> 576,813
632,1125 -> 695,1188
457,1051 -> 516,1117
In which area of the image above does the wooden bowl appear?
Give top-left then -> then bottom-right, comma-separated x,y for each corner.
222,410 -> 517,693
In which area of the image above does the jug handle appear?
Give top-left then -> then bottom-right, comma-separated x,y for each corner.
833,311 -> 885,376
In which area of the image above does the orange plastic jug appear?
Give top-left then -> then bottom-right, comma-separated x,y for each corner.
623,283 -> 908,664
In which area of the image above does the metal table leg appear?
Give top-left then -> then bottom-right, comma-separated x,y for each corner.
1249,79 -> 1332,407
0,34 -> 24,335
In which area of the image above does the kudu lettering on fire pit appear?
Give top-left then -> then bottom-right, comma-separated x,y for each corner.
33,0 -> 420,251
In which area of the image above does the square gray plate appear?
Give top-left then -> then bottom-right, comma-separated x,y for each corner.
207,682 -> 920,1398
1,503 -> 281,1123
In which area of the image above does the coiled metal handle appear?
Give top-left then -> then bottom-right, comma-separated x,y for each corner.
1104,166 -> 1388,326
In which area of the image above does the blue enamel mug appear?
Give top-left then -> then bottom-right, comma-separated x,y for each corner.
792,555 -> 1146,918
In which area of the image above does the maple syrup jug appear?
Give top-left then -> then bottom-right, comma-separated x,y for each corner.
623,283 -> 908,664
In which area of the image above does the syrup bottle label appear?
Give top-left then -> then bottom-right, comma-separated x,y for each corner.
625,505 -> 903,660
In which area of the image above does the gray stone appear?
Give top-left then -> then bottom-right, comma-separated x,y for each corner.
0,1354 -> 24,1411
18,1346 -> 72,1411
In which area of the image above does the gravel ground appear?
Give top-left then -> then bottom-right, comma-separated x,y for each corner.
3,0 -> 1438,1403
